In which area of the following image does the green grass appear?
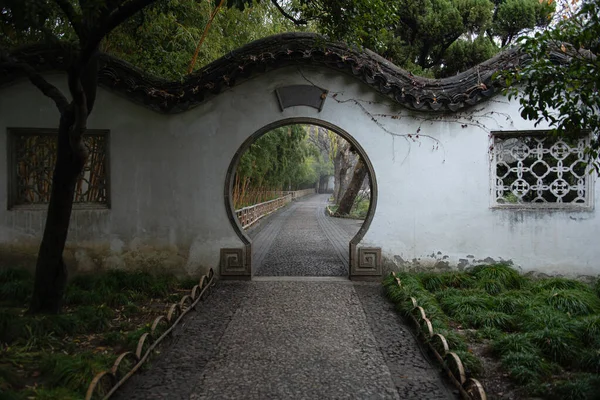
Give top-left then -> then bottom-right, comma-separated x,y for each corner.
0,268 -> 199,399
384,264 -> 600,400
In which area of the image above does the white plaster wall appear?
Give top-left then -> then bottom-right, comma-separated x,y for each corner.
0,66 -> 598,277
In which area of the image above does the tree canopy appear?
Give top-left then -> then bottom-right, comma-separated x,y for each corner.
104,0 -> 310,79
502,0 -> 599,166
291,0 -> 554,77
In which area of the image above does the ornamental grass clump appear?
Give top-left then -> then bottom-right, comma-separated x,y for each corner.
516,305 -> 576,332
529,327 -> 580,364
533,277 -> 592,293
0,268 -> 33,304
544,289 -> 600,316
495,290 -> 530,314
574,315 -> 600,345
40,352 -> 113,394
441,271 -> 476,289
384,264 -> 600,400
551,374 -> 600,400
501,351 -> 552,384
492,333 -> 539,356
469,263 -> 525,290
438,292 -> 494,317
462,310 -> 515,331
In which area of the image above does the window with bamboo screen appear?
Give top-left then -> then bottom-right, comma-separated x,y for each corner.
7,128 -> 109,209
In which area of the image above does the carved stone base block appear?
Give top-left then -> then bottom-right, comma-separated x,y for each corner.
220,248 -> 249,277
351,247 -> 382,277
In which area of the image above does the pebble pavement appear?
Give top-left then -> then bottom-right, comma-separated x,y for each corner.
113,194 -> 456,399
251,195 -> 350,276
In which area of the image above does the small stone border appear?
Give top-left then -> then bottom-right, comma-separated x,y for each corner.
390,272 -> 487,400
84,268 -> 216,400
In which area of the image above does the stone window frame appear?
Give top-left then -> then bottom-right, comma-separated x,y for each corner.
490,130 -> 594,211
7,127 -> 111,210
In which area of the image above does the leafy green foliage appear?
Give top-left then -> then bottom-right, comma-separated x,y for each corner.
502,0 -> 600,165
294,0 -> 553,76
106,0 -> 309,79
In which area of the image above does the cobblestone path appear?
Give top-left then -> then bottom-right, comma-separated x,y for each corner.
114,195 -> 455,400
250,194 -> 361,276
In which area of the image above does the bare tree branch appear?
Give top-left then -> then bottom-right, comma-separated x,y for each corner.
0,52 -> 69,113
53,0 -> 84,38
270,0 -> 307,26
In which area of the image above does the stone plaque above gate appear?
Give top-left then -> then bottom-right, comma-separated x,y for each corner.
275,85 -> 328,112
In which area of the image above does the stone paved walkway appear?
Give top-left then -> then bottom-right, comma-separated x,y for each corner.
250,194 -> 361,276
113,195 -> 455,400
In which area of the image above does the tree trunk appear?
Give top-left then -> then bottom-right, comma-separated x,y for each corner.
336,158 -> 368,216
333,147 -> 343,202
28,110 -> 86,314
333,142 -> 351,203
339,154 -> 357,201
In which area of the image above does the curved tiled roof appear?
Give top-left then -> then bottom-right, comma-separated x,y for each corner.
2,32 -> 528,113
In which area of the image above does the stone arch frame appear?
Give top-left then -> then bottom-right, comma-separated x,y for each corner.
223,117 -> 378,279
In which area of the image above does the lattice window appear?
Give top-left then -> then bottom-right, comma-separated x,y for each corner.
8,128 -> 109,208
491,131 -> 593,209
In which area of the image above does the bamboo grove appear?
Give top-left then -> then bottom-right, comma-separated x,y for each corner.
232,125 -> 332,209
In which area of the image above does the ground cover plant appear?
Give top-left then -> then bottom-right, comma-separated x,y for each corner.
327,195 -> 370,220
383,264 -> 600,400
0,268 -> 196,399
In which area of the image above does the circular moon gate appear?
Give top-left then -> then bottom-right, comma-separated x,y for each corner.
224,117 -> 378,278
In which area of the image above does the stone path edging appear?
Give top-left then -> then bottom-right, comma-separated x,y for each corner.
390,272 -> 487,400
85,269 -> 216,400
